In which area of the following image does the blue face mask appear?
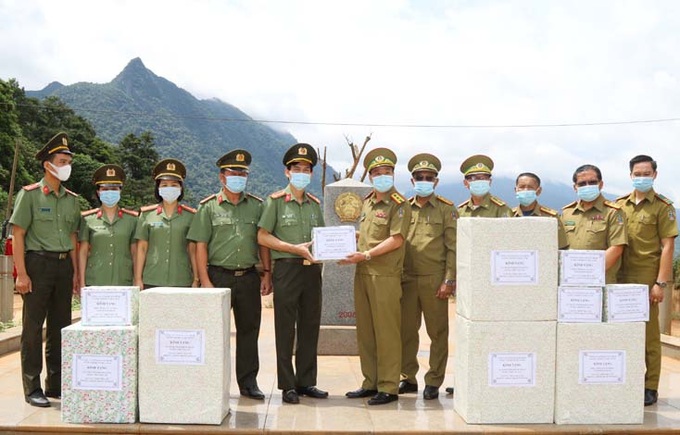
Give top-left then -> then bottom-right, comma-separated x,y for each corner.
577,185 -> 600,202
159,186 -> 182,203
289,172 -> 311,190
372,175 -> 394,193
413,181 -> 435,197
469,180 -> 491,197
225,175 -> 247,194
516,190 -> 537,207
99,190 -> 121,207
632,177 -> 654,193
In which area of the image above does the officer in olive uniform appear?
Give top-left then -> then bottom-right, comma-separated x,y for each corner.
513,172 -> 569,249
79,164 -> 139,286
458,154 -> 512,218
257,144 -> 327,405
615,155 -> 677,406
342,147 -> 411,406
400,153 -> 456,401
561,164 -> 627,284
188,149 -> 272,400
9,132 -> 81,407
134,159 -> 198,288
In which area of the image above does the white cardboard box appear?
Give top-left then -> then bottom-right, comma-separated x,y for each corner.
454,316 -> 556,424
81,286 -> 140,326
603,284 -> 650,322
559,250 -> 606,287
61,323 -> 138,423
557,286 -> 603,323
555,322 -> 645,424
457,217 -> 558,321
139,288 -> 231,424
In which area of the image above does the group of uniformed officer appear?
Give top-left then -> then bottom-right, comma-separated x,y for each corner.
9,132 -> 675,409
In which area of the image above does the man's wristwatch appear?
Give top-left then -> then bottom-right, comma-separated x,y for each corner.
444,279 -> 455,286
655,281 -> 668,288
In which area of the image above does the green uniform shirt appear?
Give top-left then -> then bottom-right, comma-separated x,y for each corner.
9,178 -> 80,252
458,194 -> 512,217
616,189 -> 678,279
357,188 -> 411,277
404,194 -> 457,280
79,208 -> 138,285
512,202 -> 569,249
135,203 -> 195,286
258,186 -> 324,260
187,189 -> 263,269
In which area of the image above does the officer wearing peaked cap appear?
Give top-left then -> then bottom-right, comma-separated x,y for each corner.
400,153 -> 456,400
79,164 -> 139,287
134,158 -> 198,289
258,143 -> 327,404
188,149 -> 272,400
341,147 -> 411,405
9,132 -> 81,407
457,154 -> 512,218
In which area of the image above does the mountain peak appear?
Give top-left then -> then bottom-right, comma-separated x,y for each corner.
113,57 -> 151,82
42,81 -> 64,93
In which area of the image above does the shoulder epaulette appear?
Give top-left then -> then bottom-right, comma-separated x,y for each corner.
490,195 -> 506,207
180,204 -> 196,214
458,199 -> 470,208
363,191 -> 375,200
604,200 -> 621,210
436,195 -> 454,206
390,192 -> 406,205
140,205 -> 157,213
562,201 -> 577,210
23,182 -> 40,191
539,205 -> 558,217
655,193 -> 674,206
81,208 -> 100,217
306,192 -> 320,204
247,193 -> 263,202
270,190 -> 286,199
615,194 -> 628,202
200,194 -> 217,205
121,208 -> 139,217
64,188 -> 78,197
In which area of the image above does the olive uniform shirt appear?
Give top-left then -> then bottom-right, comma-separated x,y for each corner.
458,194 -> 512,218
404,195 -> 457,280
79,208 -> 139,285
512,202 -> 569,249
561,195 -> 627,283
135,203 -> 196,286
187,189 -> 263,269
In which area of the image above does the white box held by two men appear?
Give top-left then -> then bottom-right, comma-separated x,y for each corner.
559,250 -> 606,287
139,288 -> 231,425
80,286 -> 140,326
603,284 -> 650,322
555,322 -> 645,424
456,217 -> 558,321
454,316 -> 556,424
61,323 -> 138,423
558,286 -> 603,323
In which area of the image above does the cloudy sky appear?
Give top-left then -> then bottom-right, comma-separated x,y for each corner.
2,0 -> 680,199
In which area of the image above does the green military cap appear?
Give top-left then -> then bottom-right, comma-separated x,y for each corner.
364,147 -> 397,172
93,164 -> 126,186
283,143 -> 318,167
216,149 -> 251,172
35,132 -> 73,161
408,153 -> 441,174
153,158 -> 187,181
460,154 -> 494,176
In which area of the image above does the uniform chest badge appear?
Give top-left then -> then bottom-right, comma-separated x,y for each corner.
591,215 -> 604,221
375,211 -> 387,219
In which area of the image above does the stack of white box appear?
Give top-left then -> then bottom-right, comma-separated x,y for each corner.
61,286 -> 140,423
138,288 -> 231,425
454,217 -> 558,424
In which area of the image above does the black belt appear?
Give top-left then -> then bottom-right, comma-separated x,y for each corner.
275,258 -> 314,266
28,250 -> 69,260
208,265 -> 256,277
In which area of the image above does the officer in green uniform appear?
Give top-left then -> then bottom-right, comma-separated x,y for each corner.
9,132 -> 81,407
79,164 -> 139,286
457,154 -> 512,218
560,164 -> 627,284
513,172 -> 569,249
257,143 -> 327,405
615,155 -> 677,406
134,159 -> 198,288
188,149 -> 272,400
341,147 -> 411,406
399,153 -> 456,401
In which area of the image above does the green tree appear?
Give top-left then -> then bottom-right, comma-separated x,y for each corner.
116,132 -> 159,207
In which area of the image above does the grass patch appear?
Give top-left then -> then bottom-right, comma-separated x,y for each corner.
71,296 -> 81,311
0,320 -> 16,333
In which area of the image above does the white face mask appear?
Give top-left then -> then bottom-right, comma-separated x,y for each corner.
47,162 -> 72,181
159,186 -> 181,203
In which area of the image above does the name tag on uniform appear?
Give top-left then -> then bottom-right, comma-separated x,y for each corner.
151,222 -> 165,228
40,207 -> 51,213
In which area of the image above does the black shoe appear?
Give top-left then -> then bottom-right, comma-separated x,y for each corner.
296,386 -> 328,398
398,380 -> 418,394
644,388 -> 658,406
445,387 -> 454,395
25,389 -> 50,408
240,386 -> 265,400
282,389 -> 300,404
44,390 -> 61,399
368,392 -> 398,405
423,385 -> 439,400
345,387 -> 378,398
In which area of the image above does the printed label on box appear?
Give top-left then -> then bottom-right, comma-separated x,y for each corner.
156,329 -> 206,365
558,287 -> 602,322
491,250 -> 538,285
488,352 -> 537,387
579,350 -> 626,384
73,354 -> 123,391
82,291 -> 131,325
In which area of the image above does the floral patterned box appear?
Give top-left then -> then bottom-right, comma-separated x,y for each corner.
81,286 -> 140,326
61,322 -> 138,423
